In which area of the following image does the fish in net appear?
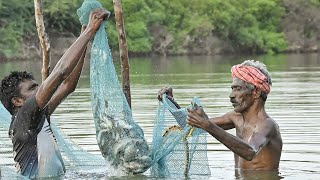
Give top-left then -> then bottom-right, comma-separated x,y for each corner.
0,0 -> 211,178
77,0 -> 211,176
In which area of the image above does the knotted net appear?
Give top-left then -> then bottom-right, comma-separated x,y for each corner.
77,0 -> 211,176
0,103 -> 106,179
0,104 -> 29,179
0,0 -> 211,178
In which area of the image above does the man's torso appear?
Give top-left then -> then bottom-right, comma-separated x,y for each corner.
9,96 -> 65,178
232,115 -> 282,170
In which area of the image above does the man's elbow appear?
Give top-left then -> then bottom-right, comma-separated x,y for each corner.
67,82 -> 77,93
61,81 -> 77,94
69,85 -> 77,93
243,149 -> 256,161
53,63 -> 71,80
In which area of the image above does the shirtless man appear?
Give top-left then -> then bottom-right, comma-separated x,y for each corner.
0,8 -> 109,179
158,60 -> 282,172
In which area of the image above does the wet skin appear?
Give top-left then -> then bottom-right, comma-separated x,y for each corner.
6,9 -> 110,177
16,79 -> 39,102
158,78 -> 283,171
186,78 -> 282,170
11,9 -> 110,116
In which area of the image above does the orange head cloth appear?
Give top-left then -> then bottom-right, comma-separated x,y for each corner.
231,65 -> 271,94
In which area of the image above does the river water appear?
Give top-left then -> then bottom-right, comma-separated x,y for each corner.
0,54 -> 320,179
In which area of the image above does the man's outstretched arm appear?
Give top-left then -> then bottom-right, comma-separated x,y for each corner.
157,87 -> 236,129
203,120 -> 273,161
46,26 -> 88,115
187,107 -> 274,161
35,9 -> 109,110
47,48 -> 87,115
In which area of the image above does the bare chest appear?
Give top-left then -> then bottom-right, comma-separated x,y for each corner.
235,122 -> 257,141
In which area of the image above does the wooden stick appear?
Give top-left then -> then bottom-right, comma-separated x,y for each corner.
34,0 -> 51,82
113,0 -> 131,108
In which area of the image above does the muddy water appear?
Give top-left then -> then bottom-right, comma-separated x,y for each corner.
1,54 -> 320,179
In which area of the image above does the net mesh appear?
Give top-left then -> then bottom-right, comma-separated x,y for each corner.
78,0 -> 210,176
0,101 -> 106,179
150,94 -> 211,177
0,104 -> 30,179
0,0 -> 210,178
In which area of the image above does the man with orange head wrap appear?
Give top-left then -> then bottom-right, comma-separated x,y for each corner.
158,60 -> 282,177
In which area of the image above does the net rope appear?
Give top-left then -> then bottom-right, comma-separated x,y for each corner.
0,0 -> 211,178
78,0 -> 210,176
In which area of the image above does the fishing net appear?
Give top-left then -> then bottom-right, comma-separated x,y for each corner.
0,104 -> 29,179
150,94 -> 211,177
0,0 -> 211,178
0,103 -> 106,179
77,0 -> 210,176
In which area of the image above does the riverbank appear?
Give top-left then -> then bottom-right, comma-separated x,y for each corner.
1,0 -> 319,61
1,31 -> 319,62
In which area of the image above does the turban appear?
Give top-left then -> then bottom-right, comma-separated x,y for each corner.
231,65 -> 270,94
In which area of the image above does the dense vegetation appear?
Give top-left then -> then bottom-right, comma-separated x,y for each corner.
0,0 -> 319,58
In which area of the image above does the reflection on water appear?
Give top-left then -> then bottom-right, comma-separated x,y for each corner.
235,169 -> 283,180
1,54 -> 320,179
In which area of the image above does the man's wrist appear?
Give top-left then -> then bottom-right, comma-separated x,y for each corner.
82,28 -> 96,38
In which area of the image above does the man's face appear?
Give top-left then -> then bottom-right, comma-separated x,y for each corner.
229,78 -> 254,113
15,79 -> 39,105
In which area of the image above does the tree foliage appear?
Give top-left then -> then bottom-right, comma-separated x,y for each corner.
0,0 -> 35,57
2,0 -> 316,58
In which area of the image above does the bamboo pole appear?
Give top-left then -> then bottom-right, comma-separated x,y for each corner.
113,0 -> 131,108
34,0 -> 51,81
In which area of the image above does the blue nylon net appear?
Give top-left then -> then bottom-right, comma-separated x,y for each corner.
77,0 -> 211,176
0,0 -> 211,178
0,103 -> 106,179
151,94 -> 211,177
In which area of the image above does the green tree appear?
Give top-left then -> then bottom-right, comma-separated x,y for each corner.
0,0 -> 35,58
204,0 -> 287,54
0,0 -> 298,58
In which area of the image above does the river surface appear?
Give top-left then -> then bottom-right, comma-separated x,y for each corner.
0,54 -> 320,179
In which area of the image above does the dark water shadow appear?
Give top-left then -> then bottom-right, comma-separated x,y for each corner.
235,169 -> 283,180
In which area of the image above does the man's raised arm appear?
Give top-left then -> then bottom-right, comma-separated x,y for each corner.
35,9 -> 109,110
